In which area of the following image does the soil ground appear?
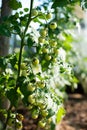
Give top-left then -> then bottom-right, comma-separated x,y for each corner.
60,94 -> 87,130
20,93 -> 87,130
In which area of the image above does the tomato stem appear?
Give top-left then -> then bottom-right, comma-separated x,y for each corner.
16,0 -> 34,90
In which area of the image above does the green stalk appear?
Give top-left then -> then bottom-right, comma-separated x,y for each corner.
16,0 -> 34,89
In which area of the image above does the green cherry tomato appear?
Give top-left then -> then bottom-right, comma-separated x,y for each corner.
53,48 -> 59,54
42,48 -> 49,53
16,120 -> 23,129
39,81 -> 45,88
46,12 -> 52,19
27,83 -> 35,92
32,58 -> 39,66
40,29 -> 47,37
41,110 -> 48,117
28,95 -> 35,104
49,22 -> 57,29
50,40 -> 57,47
20,63 -> 26,70
31,110 -> 39,119
47,118 -> 52,123
28,105 -> 33,110
32,113 -> 38,119
45,55 -> 51,61
31,9 -> 38,17
8,118 -> 15,126
37,81 -> 45,88
38,36 -> 45,43
38,120 -> 46,128
52,58 -> 57,63
37,102 -> 46,109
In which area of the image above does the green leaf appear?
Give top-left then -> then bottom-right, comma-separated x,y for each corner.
50,122 -> 56,130
56,106 -> 65,123
0,57 -> 7,69
52,0 -> 69,8
20,16 -> 27,26
27,37 -> 34,48
48,109 -> 55,118
0,75 -> 6,85
9,0 -> 22,10
8,77 -> 16,88
7,89 -> 18,107
24,8 -> 29,12
52,0 -> 80,8
9,54 -> 17,67
60,66 -> 66,73
20,79 -> 29,105
0,24 -> 11,37
38,13 -> 46,20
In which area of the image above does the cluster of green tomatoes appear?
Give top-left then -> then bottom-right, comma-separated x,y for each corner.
7,113 -> 24,130
20,9 -> 58,129
20,61 -> 53,129
7,8 -> 59,130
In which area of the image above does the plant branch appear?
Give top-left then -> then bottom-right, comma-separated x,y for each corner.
16,0 -> 34,90
23,0 -> 34,36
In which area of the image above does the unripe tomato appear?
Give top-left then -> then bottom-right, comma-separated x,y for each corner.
46,12 -> 52,19
50,40 -> 57,46
40,29 -> 47,37
20,63 -> 26,70
37,81 -> 45,88
31,110 -> 39,119
53,48 -> 59,54
27,83 -> 35,92
45,126 -> 50,130
42,48 -> 49,53
31,9 -> 38,17
45,55 -> 51,61
8,118 -> 15,126
32,58 -> 39,66
47,117 -> 52,123
49,22 -> 57,29
40,81 -> 45,88
37,102 -> 46,109
28,105 -> 33,110
28,95 -> 35,104
41,110 -> 48,117
52,58 -> 57,63
38,119 -> 46,128
16,120 -> 23,129
16,114 -> 24,121
38,37 -> 45,43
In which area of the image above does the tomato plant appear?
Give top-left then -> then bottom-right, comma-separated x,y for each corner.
0,0 -> 86,130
